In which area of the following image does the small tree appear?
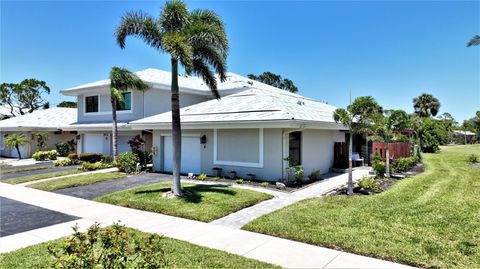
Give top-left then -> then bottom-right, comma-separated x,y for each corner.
4,133 -> 29,160
333,96 -> 382,195
33,132 -> 49,151
57,101 -> 77,108
247,72 -> 299,93
372,110 -> 410,177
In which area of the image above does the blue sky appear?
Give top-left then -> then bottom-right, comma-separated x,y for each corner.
1,0 -> 479,122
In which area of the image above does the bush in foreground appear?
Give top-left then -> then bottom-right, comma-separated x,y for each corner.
48,223 -> 167,268
32,150 -> 57,161
116,151 -> 140,174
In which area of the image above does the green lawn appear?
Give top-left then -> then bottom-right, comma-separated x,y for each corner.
0,227 -> 279,269
4,170 -> 82,184
244,145 -> 480,268
96,182 -> 273,222
27,172 -> 125,191
0,165 -> 53,175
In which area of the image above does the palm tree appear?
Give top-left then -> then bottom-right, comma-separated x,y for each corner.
116,0 -> 228,196
4,133 -> 29,160
413,93 -> 440,118
109,67 -> 149,160
333,96 -> 382,195
467,35 -> 480,47
372,110 -> 410,178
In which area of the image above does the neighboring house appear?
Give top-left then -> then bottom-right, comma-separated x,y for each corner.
0,107 -> 77,158
453,130 -> 476,144
60,68 -> 346,180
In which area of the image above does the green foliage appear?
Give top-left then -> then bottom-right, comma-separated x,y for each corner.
32,150 -> 57,161
309,170 -> 321,181
53,159 -> 73,167
413,93 -> 440,118
357,176 -> 384,192
116,151 -> 140,174
56,101 -> 77,108
468,154 -> 478,163
48,223 -> 167,269
236,179 -> 244,184
247,72 -> 298,93
372,152 -> 386,178
101,155 -> 113,164
55,141 -> 74,157
32,132 -> 49,151
0,79 -> 50,116
81,161 -> 112,171
392,157 -> 418,173
418,118 -> 448,153
198,173 -> 207,181
79,152 -> 103,163
67,153 -> 78,160
4,133 -> 29,159
261,182 -> 269,187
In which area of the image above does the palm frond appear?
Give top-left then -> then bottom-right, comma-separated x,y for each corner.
161,32 -> 193,68
116,11 -> 163,50
189,58 -> 219,98
467,35 -> 480,47
110,66 -> 149,94
191,45 -> 227,81
333,108 -> 351,126
159,0 -> 190,32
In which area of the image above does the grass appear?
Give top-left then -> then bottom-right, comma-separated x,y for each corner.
0,163 -> 12,168
4,170 -> 82,184
0,165 -> 53,175
0,227 -> 279,269
243,145 -> 480,268
27,172 -> 125,191
96,182 -> 273,222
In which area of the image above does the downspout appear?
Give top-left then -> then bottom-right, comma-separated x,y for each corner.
281,124 -> 306,180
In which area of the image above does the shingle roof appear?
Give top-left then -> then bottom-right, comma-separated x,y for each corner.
62,68 -> 277,96
130,87 -> 339,126
0,107 -> 77,131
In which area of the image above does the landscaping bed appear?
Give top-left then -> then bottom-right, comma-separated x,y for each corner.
243,145 -> 480,268
0,226 -> 278,269
96,182 -> 273,222
27,172 -> 125,191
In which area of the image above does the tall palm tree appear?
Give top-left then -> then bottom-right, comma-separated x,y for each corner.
413,93 -> 440,118
333,96 -> 382,195
116,0 -> 228,196
109,67 -> 149,160
372,110 -> 410,178
4,133 -> 29,160
467,35 -> 480,47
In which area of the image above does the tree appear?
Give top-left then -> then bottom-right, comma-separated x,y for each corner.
0,79 -> 50,117
32,132 -> 49,151
247,72 -> 298,93
413,93 -> 440,118
467,35 -> 480,47
4,133 -> 29,160
417,118 -> 448,152
57,101 -> 77,108
333,96 -> 382,195
116,0 -> 228,196
109,67 -> 149,160
372,110 -> 410,177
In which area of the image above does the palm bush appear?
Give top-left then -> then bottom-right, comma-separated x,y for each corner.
4,133 -> 29,159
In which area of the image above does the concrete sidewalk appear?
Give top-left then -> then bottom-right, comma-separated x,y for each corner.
0,182 -> 412,268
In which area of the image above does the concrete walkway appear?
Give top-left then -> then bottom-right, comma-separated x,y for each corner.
211,168 -> 370,228
0,182 -> 412,268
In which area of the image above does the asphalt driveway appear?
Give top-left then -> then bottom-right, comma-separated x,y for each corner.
0,197 -> 79,237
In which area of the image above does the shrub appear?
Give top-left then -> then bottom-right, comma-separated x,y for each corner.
261,182 -> 269,187
32,150 -> 57,161
198,173 -> 207,181
55,142 -> 70,157
33,132 -> 49,151
48,222 -> 167,269
67,153 -> 78,160
358,176 -> 384,192
79,152 -> 103,163
309,170 -> 321,181
372,152 -> 386,178
53,159 -> 73,167
393,157 -> 420,173
101,155 -> 113,164
468,154 -> 478,163
236,178 -> 244,184
116,151 -> 140,174
81,161 -> 112,171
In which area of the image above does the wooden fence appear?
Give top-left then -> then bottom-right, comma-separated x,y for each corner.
372,142 -> 411,160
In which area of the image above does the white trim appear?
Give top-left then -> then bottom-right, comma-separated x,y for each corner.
83,92 -> 133,116
213,128 -> 264,168
159,133 -> 201,137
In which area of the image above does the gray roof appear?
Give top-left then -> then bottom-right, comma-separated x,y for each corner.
0,107 -> 77,131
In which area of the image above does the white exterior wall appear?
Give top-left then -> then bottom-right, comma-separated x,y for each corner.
0,131 -> 76,158
301,129 -> 342,176
79,131 -> 142,156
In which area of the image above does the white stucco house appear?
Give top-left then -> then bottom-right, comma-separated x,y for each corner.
0,107 -> 77,158
57,68 -> 347,181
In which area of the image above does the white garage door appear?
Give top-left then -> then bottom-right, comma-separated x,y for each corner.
83,133 -> 105,154
164,136 -> 201,174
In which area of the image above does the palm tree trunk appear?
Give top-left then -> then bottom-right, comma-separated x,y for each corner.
347,133 -> 353,195
385,142 -> 390,178
171,58 -> 182,196
15,144 -> 21,160
111,98 -> 118,160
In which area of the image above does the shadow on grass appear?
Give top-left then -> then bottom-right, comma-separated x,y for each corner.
134,184 -> 237,204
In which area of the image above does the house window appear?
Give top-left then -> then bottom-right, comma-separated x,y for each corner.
289,131 -> 302,165
116,92 -> 132,111
213,128 -> 264,168
85,96 -> 99,113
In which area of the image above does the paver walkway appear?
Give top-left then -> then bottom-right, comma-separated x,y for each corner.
0,180 -> 412,268
211,168 -> 370,228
